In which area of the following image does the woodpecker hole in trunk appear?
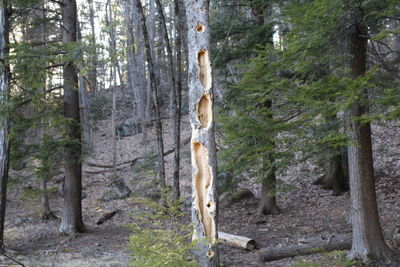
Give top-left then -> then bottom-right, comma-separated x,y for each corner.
196,24 -> 205,32
193,142 -> 215,238
197,94 -> 212,129
198,50 -> 212,89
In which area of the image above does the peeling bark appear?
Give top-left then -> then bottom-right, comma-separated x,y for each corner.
186,0 -> 219,265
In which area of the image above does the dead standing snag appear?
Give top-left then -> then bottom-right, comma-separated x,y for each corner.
186,1 -> 219,266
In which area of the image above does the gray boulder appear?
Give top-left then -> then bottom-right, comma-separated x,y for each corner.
117,118 -> 142,138
101,179 -> 132,201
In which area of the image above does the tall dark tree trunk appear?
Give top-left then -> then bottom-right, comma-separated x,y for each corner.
134,0 -> 166,188
59,0 -> 84,234
344,4 -> 394,262
0,0 -> 9,246
186,0 -> 219,265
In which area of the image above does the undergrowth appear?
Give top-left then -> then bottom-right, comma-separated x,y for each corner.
293,250 -> 357,267
129,190 -> 197,267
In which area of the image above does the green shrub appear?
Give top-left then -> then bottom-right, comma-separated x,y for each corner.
129,190 -> 198,267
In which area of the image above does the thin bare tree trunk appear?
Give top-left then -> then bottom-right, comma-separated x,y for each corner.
0,0 -> 9,246
155,0 -> 180,198
106,1 -> 118,179
344,4 -> 393,262
59,0 -> 84,234
172,0 -> 184,200
88,0 -> 97,94
186,0 -> 219,265
134,0 -> 166,188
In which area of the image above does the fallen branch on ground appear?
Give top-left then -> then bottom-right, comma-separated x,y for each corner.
84,137 -> 190,173
218,232 -> 256,250
258,234 -> 351,262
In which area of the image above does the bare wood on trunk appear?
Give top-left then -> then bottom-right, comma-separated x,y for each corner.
218,232 -> 256,251
259,234 -> 351,262
186,0 -> 219,265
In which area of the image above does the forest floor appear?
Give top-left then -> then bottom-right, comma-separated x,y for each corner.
1,105 -> 400,266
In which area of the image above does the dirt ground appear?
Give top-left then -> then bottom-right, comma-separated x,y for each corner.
1,115 -> 400,266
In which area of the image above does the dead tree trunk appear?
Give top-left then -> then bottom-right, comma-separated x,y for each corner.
134,0 -> 166,188
59,0 -> 84,234
186,0 -> 219,265
0,0 -> 9,246
344,4 -> 394,262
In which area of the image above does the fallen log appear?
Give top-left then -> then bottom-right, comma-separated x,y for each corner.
258,234 -> 351,262
97,210 -> 118,225
218,232 -> 256,251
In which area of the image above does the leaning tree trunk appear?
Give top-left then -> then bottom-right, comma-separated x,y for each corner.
344,4 -> 394,262
134,0 -> 166,188
0,0 -> 9,246
186,0 -> 219,266
59,0 -> 84,234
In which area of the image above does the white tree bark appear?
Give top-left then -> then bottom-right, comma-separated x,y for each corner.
186,0 -> 219,265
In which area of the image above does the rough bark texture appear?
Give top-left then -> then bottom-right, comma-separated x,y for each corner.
344,4 -> 393,261
59,0 -> 84,234
258,170 -> 279,215
134,0 -> 166,188
186,0 -> 219,266
0,0 -> 9,245
259,234 -> 352,262
314,148 -> 349,196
